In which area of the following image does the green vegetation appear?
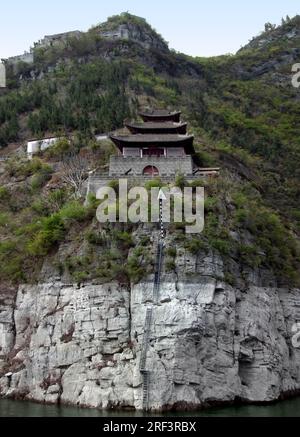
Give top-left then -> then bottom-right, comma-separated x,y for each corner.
1,60 -> 131,146
0,14 -> 299,287
5,158 -> 52,178
94,12 -> 168,48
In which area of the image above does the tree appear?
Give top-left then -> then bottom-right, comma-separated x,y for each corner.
61,153 -> 88,199
264,22 -> 276,32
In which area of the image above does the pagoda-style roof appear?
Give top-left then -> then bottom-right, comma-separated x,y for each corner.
139,110 -> 181,123
125,121 -> 187,135
110,134 -> 195,155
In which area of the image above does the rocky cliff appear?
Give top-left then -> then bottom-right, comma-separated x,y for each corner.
1,13 -> 300,413
0,234 -> 299,411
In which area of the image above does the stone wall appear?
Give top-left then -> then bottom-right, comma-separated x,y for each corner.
37,31 -> 82,49
109,156 -> 193,177
7,53 -> 34,66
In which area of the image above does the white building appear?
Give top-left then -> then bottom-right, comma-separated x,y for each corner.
0,63 -> 6,88
27,137 -> 61,159
95,134 -> 108,141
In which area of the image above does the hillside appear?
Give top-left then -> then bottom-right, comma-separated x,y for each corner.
0,13 -> 299,287
0,13 -> 300,412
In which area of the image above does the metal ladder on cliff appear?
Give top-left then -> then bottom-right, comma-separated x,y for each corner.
153,242 -> 164,302
153,194 -> 165,301
139,241 -> 165,410
141,371 -> 150,410
140,308 -> 152,411
139,194 -> 166,411
140,308 -> 153,372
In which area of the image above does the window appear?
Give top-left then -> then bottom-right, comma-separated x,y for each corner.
142,148 -> 164,157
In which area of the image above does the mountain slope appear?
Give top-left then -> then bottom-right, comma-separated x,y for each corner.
0,13 -> 299,287
1,13 -> 300,412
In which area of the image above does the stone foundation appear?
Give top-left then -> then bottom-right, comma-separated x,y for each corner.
109,156 -> 193,177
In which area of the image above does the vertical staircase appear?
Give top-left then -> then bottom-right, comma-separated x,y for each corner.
139,308 -> 153,372
139,307 -> 152,411
295,298 -> 300,322
141,370 -> 150,410
139,199 -> 166,411
153,242 -> 164,302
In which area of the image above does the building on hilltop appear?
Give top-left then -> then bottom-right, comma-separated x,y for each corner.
105,109 -> 220,179
87,109 -> 220,198
6,31 -> 81,66
35,31 -> 82,49
6,52 -> 34,66
109,110 -> 196,178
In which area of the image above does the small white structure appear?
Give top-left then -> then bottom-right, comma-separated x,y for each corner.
0,63 -> 6,88
27,137 -> 60,159
95,134 -> 108,141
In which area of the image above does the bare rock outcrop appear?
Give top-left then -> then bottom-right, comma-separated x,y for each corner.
0,249 -> 299,411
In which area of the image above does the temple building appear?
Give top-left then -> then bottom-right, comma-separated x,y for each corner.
109,110 -> 196,177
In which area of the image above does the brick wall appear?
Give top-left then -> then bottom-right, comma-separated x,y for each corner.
109,156 -> 193,177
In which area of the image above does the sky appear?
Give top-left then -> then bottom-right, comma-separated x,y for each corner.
0,1 -> 299,59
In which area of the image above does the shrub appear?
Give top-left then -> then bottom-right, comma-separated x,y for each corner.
145,178 -> 163,190
166,247 -> 177,258
0,186 -> 10,202
205,197 -> 218,213
108,180 -> 120,194
0,240 -> 17,256
31,199 -> 49,215
26,214 -> 65,256
0,241 -> 24,282
86,230 -> 104,246
113,231 -> 134,249
27,201 -> 90,256
0,213 -> 9,227
6,158 -> 50,178
86,193 -> 100,211
47,189 -> 68,212
185,238 -> 206,255
30,166 -> 53,190
175,173 -> 186,189
210,238 -> 231,255
165,259 -> 176,272
238,244 -> 262,268
139,235 -> 151,246
196,150 -> 216,167
59,201 -> 88,223
0,256 -> 24,282
72,271 -> 89,284
45,138 -> 71,158
126,256 -> 145,284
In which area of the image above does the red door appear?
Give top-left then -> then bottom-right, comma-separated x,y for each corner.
143,166 -> 159,176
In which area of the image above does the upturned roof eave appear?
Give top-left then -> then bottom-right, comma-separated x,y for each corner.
125,121 -> 188,129
109,134 -> 195,154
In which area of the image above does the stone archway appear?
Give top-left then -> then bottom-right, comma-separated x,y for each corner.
143,166 -> 159,176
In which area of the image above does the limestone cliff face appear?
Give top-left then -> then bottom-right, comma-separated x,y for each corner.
0,246 -> 300,411
100,22 -> 169,53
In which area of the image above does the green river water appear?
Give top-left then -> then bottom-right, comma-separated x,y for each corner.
0,397 -> 300,417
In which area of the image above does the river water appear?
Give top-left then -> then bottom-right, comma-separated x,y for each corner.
0,398 -> 300,417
